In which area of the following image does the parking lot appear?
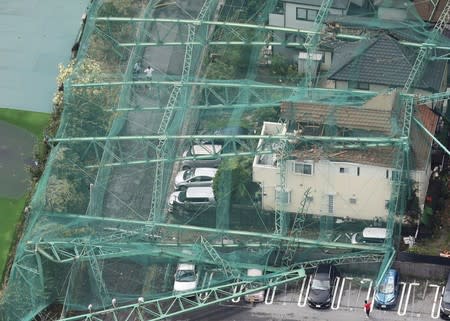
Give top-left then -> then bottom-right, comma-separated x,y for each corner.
169,272 -> 448,321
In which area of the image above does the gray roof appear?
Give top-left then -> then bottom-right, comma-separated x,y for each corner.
282,0 -> 350,10
328,34 -> 446,92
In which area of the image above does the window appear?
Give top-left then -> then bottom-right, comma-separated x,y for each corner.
357,167 -> 360,176
339,167 -> 349,174
328,195 -> 334,214
349,197 -> 357,204
275,187 -> 291,204
349,81 -> 370,90
391,170 -> 401,182
294,162 -> 313,175
296,8 -> 318,21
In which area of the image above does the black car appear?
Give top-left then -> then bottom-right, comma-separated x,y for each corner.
307,264 -> 339,309
440,272 -> 450,319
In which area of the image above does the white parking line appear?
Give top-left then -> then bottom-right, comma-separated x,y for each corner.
359,278 -> 375,312
265,286 -> 276,304
297,275 -> 311,307
231,284 -> 245,303
332,277 -> 353,310
429,284 -> 444,319
331,277 -> 342,310
199,271 -> 214,300
398,282 -> 420,316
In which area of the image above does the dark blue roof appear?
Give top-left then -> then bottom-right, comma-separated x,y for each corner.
328,34 -> 446,92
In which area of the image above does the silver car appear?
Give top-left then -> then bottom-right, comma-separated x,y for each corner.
181,144 -> 222,170
174,168 -> 217,190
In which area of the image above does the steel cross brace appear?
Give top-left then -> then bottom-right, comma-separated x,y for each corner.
57,268 -> 306,321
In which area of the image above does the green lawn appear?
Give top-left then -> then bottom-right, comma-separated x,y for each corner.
0,108 -> 50,138
0,108 -> 50,280
0,196 -> 26,278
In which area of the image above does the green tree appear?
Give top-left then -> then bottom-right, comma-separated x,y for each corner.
213,156 -> 253,202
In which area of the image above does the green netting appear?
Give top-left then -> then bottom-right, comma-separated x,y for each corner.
1,0 -> 450,320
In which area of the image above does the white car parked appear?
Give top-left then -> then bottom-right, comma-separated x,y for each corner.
173,263 -> 198,294
174,167 -> 217,190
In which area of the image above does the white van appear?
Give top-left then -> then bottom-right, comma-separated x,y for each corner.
244,268 -> 265,303
351,227 -> 386,245
168,186 -> 216,213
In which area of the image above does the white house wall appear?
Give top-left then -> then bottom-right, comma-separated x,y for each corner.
254,159 -> 401,221
269,13 -> 284,27
411,166 -> 431,212
284,3 -> 346,30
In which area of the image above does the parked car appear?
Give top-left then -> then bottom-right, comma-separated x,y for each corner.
181,144 -> 222,170
374,269 -> 400,309
440,272 -> 450,319
174,167 -> 217,190
244,268 -> 265,303
173,263 -> 198,294
168,186 -> 216,213
351,227 -> 387,245
307,264 -> 339,309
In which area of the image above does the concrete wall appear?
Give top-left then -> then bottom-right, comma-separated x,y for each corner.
394,252 -> 450,281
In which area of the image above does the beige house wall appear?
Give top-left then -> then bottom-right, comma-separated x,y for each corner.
254,158 -> 428,221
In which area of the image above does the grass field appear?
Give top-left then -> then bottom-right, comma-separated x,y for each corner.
0,108 -> 50,279
0,108 -> 50,138
0,197 -> 26,278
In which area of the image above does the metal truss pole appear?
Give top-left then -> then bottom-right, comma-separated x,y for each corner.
57,268 -> 306,321
199,236 -> 237,278
86,247 -> 110,308
282,188 -> 312,267
274,138 -> 292,236
303,0 -> 332,88
149,0 -> 215,222
94,17 -> 450,51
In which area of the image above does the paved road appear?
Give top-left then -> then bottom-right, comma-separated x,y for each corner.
0,0 -> 90,112
169,277 -> 446,321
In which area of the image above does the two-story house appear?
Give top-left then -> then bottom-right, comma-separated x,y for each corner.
252,90 -> 438,222
269,0 -> 361,76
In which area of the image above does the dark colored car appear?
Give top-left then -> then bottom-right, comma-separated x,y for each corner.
440,272 -> 450,319
307,264 -> 339,309
374,269 -> 400,309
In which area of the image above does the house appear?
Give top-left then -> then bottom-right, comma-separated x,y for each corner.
269,0 -> 352,31
327,34 -> 447,108
252,90 -> 438,222
268,0 -> 361,76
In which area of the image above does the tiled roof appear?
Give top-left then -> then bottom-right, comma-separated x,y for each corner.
328,34 -> 446,92
280,91 -> 398,135
281,102 -> 394,134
